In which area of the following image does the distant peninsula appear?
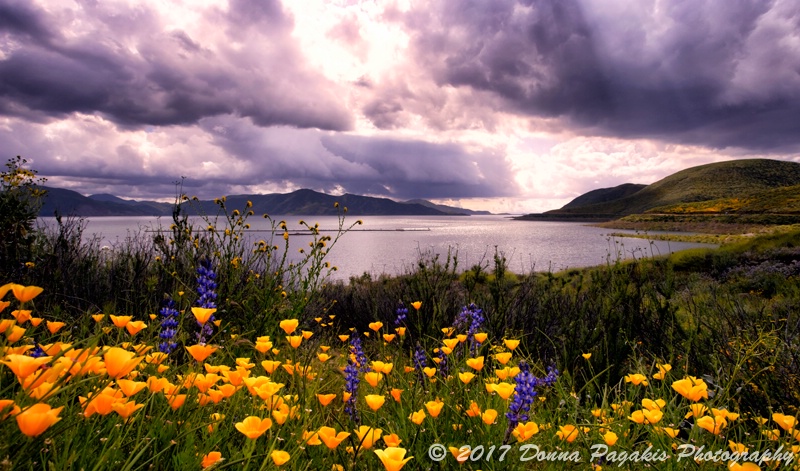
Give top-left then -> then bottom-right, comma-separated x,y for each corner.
37,187 -> 491,217
515,159 -> 800,230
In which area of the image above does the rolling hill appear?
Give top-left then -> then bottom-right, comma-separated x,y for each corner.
517,159 -> 800,221
36,187 -> 483,217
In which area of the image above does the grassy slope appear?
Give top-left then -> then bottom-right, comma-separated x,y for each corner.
545,159 -> 800,218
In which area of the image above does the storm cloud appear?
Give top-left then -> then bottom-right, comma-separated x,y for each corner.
0,0 -> 352,130
395,0 -> 800,150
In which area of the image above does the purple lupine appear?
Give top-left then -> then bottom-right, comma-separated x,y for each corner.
350,334 -> 368,371
159,297 -> 179,354
28,341 -> 46,358
504,361 -> 538,443
394,302 -> 408,326
413,343 -> 427,383
344,358 -> 360,424
195,258 -> 217,344
453,303 -> 485,355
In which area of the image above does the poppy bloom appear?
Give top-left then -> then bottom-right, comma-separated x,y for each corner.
271,450 -> 290,466
11,284 -> 44,303
365,394 -> 386,411
189,307 -> 215,325
109,315 -> 132,328
354,426 -> 382,449
125,321 -> 147,336
186,345 -> 218,362
391,388 -> 403,402
316,394 -> 336,406
424,399 -> 444,418
466,356 -> 484,371
409,409 -> 426,425
46,321 -> 66,334
201,451 -> 223,468
235,416 -> 272,439
279,319 -> 299,334
410,302 -> 422,310
672,376 -> 708,402
557,424 -> 579,443
374,447 -> 413,471
383,433 -> 402,447
365,372 -> 383,388
513,422 -> 540,442
481,409 -> 498,425
458,372 -> 475,384
16,403 -> 62,437
503,339 -> 520,350
103,347 -> 143,379
318,426 -> 350,449
285,335 -> 302,348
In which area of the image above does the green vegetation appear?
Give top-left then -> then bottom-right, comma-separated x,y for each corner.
518,159 -> 800,232
3,159 -> 800,469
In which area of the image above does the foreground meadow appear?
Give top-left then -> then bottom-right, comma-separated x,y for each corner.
3,161 -> 800,469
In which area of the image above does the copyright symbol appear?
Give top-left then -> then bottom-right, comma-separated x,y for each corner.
427,443 -> 447,461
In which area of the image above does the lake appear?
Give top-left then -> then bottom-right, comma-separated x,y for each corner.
37,215 -> 714,280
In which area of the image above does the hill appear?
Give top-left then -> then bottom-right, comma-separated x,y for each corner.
516,159 -> 800,221
37,187 -> 483,217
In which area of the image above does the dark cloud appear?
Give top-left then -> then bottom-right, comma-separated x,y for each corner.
0,0 -> 353,130
396,0 -> 800,150
200,118 -> 519,199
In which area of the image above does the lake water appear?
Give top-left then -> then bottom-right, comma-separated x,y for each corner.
37,215 -> 714,280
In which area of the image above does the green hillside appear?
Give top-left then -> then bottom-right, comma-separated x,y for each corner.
537,159 -> 800,219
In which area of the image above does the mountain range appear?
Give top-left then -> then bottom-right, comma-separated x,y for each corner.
37,187 -> 491,217
516,158 -> 800,222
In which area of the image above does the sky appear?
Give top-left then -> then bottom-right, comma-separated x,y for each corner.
1,0 -> 799,214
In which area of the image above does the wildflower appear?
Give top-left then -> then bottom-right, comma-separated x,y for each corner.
5,325 -> 25,342
494,352 -> 513,365
271,450 -> 290,466
110,315 -> 132,328
15,403 -> 62,437
395,327 -> 406,336
191,307 -> 216,325
11,284 -> 44,303
557,424 -> 579,443
409,409 -> 426,425
194,258 -> 218,343
513,422 -> 540,441
344,359 -> 360,424
235,416 -> 272,439
286,335 -> 302,348
642,398 -> 666,411
201,451 -> 223,468
383,334 -> 396,342
318,426 -> 350,449
125,321 -> 147,336
374,447 -> 413,471
697,415 -> 727,435
410,301 -> 422,310
365,394 -> 386,411
111,400 -> 145,419
466,356 -> 484,371
466,401 -> 482,417
773,412 -> 797,431
492,382 -> 515,400
422,367 -> 436,378
104,347 -> 143,379
603,431 -> 618,446
503,361 -> 538,443
368,322 -> 383,331
653,363 -> 672,380
629,409 -> 663,425
624,373 -> 649,386
186,345 -> 218,363
482,409 -> 498,425
1,354 -> 50,380
364,372 -> 383,387
92,314 -> 105,323
504,339 -> 520,351
459,372 -> 475,384
317,394 -> 336,406
46,321 -> 65,334
279,319 -> 299,334
394,302 -> 408,326
582,353 -> 592,360
391,388 -> 403,402
116,379 -> 147,397
425,399 -> 445,417
672,376 -> 708,402
349,334 -> 368,369
473,332 -> 488,343
354,426 -> 382,449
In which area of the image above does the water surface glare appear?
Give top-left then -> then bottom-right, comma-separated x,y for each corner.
38,215 -> 715,280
